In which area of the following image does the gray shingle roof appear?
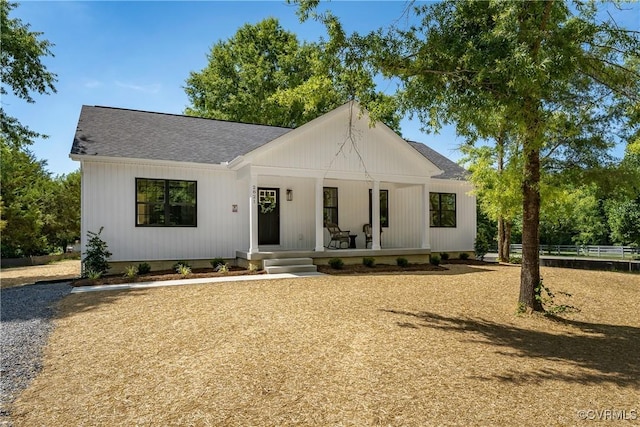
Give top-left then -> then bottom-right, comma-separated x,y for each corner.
71,106 -> 469,180
71,106 -> 292,164
406,140 -> 469,180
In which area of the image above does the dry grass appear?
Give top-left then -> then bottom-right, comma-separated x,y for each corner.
10,265 -> 640,426
0,260 -> 80,289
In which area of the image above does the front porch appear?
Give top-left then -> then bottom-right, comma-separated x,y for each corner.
236,247 -> 432,269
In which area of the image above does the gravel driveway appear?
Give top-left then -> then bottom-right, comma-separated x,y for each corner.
0,282 -> 72,425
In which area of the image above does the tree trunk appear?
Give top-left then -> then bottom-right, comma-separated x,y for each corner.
519,143 -> 544,312
498,218 -> 505,261
504,221 -> 512,260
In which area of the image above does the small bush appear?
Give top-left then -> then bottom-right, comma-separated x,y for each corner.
328,258 -> 344,269
82,227 -> 112,278
138,262 -> 151,274
85,269 -> 102,280
362,257 -> 375,267
509,255 -> 522,264
459,252 -> 470,260
474,233 -> 489,260
176,264 -> 192,276
430,254 -> 441,266
248,263 -> 259,274
172,261 -> 191,271
216,263 -> 229,273
123,265 -> 138,279
210,258 -> 225,269
440,252 -> 450,261
396,257 -> 409,267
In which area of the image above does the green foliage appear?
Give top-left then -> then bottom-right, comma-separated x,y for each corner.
137,263 -> 151,275
362,257 -> 375,267
184,18 -> 347,129
606,197 -> 640,246
217,263 -> 229,274
176,264 -> 192,277
85,269 -> 102,280
474,233 -> 489,261
396,257 -> 408,267
210,258 -> 225,269
509,255 -> 522,264
1,0 -> 57,148
439,252 -> 449,261
429,255 -> 440,266
123,265 -> 138,279
535,279 -> 580,315
172,261 -> 191,271
328,257 -> 344,269
248,263 -> 259,273
459,253 -> 469,260
82,227 -> 111,278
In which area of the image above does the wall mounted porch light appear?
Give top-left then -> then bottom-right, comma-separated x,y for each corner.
286,189 -> 293,201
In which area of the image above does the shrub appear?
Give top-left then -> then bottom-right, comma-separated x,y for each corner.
210,258 -> 225,269
474,233 -> 489,260
82,227 -> 112,278
362,257 -> 375,267
123,265 -> 138,279
216,263 -> 229,273
430,255 -> 441,266
176,264 -> 192,277
440,252 -> 450,261
396,257 -> 409,267
459,252 -> 470,260
328,258 -> 344,269
85,269 -> 102,280
248,263 -> 259,274
138,262 -> 151,274
509,255 -> 522,264
172,261 -> 191,271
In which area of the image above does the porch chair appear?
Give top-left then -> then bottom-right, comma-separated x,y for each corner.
326,223 -> 350,249
363,224 -> 382,249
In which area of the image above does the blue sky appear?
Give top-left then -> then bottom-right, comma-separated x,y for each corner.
6,1 -> 639,176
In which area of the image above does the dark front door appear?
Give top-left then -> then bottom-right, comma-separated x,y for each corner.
258,188 -> 280,245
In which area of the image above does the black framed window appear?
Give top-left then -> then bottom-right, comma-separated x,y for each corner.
430,192 -> 456,227
136,178 -> 197,226
369,189 -> 389,228
323,187 -> 338,226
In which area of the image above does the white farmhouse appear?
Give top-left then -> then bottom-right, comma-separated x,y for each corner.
71,102 -> 476,272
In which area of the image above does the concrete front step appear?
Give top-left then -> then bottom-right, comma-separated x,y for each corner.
263,258 -> 314,267
264,261 -> 318,275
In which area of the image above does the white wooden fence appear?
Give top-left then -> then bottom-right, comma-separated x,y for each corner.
505,244 -> 639,259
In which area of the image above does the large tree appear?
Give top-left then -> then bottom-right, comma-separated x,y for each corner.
0,0 -> 57,148
184,17 -> 347,128
185,17 -> 401,130
296,0 -> 640,312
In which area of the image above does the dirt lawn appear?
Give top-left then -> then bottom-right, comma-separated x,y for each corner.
10,265 -> 640,426
0,260 -> 80,288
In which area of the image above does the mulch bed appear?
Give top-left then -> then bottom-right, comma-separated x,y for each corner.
70,267 -> 264,287
318,263 -> 447,274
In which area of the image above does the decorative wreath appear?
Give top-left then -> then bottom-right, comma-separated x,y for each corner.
259,194 -> 277,214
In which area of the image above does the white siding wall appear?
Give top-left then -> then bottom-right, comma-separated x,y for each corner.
429,179 -> 477,252
81,161 -> 247,262
254,112 -> 437,179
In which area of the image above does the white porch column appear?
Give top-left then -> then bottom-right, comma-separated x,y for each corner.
314,177 -> 325,251
421,182 -> 431,249
248,173 -> 258,254
372,180 -> 381,250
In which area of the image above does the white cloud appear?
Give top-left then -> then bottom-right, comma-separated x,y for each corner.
115,81 -> 162,94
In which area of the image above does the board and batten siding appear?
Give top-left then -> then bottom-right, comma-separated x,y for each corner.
429,179 -> 477,252
81,161 -> 247,262
252,109 -> 439,179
